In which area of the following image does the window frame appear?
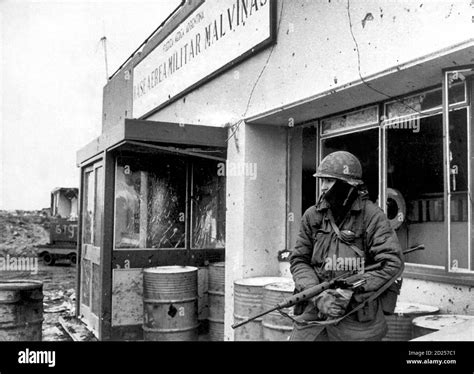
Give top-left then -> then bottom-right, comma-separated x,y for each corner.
112,149 -> 225,252
313,79 -> 474,282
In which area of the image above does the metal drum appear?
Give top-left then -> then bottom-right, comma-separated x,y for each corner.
208,262 -> 225,341
142,266 -> 199,341
0,280 -> 44,341
412,314 -> 474,339
382,302 -> 439,341
233,276 -> 287,341
262,279 -> 295,341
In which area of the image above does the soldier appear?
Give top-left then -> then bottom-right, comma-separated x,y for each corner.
289,151 -> 404,341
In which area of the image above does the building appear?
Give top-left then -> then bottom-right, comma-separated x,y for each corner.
76,0 -> 474,341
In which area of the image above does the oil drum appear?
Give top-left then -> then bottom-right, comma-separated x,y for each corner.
382,302 -> 439,341
142,266 -> 199,341
233,276 -> 287,341
0,280 -> 44,341
412,314 -> 474,339
208,262 -> 225,341
262,279 -> 295,341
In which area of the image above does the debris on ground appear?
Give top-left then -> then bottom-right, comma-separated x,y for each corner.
1,210 -> 79,341
59,316 -> 97,342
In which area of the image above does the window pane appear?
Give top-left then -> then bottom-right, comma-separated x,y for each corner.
448,109 -> 469,271
321,129 -> 379,203
192,160 -> 226,249
386,83 -> 465,119
321,106 -> 378,135
387,113 -> 445,266
83,170 -> 94,245
93,167 -> 103,247
147,158 -> 186,249
114,155 -> 186,249
115,161 -> 141,248
91,263 -> 100,314
81,258 -> 91,307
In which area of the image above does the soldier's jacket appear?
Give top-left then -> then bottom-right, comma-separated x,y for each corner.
289,191 -> 404,340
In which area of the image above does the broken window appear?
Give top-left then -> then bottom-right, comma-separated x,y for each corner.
191,159 -> 226,249
321,106 -> 379,136
114,155 -> 186,249
114,152 -> 226,250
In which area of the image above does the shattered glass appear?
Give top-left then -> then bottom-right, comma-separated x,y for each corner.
114,155 -> 186,249
191,160 -> 225,249
321,106 -> 378,135
146,160 -> 186,249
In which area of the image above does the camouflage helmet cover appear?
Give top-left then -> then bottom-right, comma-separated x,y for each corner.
314,151 -> 363,186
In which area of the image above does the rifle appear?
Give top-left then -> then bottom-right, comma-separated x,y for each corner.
231,244 -> 424,329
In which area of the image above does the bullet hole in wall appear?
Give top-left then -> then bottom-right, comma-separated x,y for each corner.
361,13 -> 374,28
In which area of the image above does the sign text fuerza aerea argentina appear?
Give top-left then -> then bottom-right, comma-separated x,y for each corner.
132,0 -> 272,117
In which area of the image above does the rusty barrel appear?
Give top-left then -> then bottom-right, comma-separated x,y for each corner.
142,266 -> 199,341
262,279 -> 295,341
0,280 -> 43,341
382,302 -> 439,341
208,262 -> 225,341
233,276 -> 287,341
412,314 -> 474,339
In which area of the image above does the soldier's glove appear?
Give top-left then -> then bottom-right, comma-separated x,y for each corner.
313,288 -> 354,320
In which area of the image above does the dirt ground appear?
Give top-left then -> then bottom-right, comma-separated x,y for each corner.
0,210 -> 78,341
1,262 -> 77,341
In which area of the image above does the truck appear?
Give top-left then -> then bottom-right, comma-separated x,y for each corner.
37,188 -> 78,266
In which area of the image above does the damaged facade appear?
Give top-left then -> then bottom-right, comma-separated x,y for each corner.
76,0 -> 474,340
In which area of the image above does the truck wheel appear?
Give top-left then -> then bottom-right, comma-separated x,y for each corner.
43,253 -> 56,266
69,253 -> 77,265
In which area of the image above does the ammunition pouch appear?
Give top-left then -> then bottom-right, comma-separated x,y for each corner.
380,278 -> 403,315
356,300 -> 377,322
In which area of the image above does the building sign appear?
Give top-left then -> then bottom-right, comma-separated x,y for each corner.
132,0 -> 275,118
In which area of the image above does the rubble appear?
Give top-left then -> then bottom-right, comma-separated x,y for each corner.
59,316 -> 97,342
0,210 -> 49,258
1,210 -> 78,341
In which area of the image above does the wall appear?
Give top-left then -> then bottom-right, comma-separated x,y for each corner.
102,60 -> 135,132
224,122 -> 287,340
141,0 -> 474,127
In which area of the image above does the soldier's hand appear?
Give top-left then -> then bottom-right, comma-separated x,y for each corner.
314,288 -> 354,319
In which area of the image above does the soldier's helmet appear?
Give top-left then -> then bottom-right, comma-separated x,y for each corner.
313,151 -> 363,186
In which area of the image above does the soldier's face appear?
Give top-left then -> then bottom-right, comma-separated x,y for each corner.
320,178 -> 336,194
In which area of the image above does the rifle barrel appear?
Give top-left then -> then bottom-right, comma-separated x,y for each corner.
231,245 -> 423,330
231,305 -> 280,329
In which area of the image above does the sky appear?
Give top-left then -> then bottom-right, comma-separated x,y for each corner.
0,0 -> 182,210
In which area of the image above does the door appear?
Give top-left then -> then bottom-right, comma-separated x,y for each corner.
80,161 -> 104,335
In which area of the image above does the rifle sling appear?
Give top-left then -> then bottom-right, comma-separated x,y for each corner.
327,209 -> 365,258
294,210 -> 403,327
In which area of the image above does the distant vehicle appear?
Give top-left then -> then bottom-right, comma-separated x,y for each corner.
37,188 -> 78,266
